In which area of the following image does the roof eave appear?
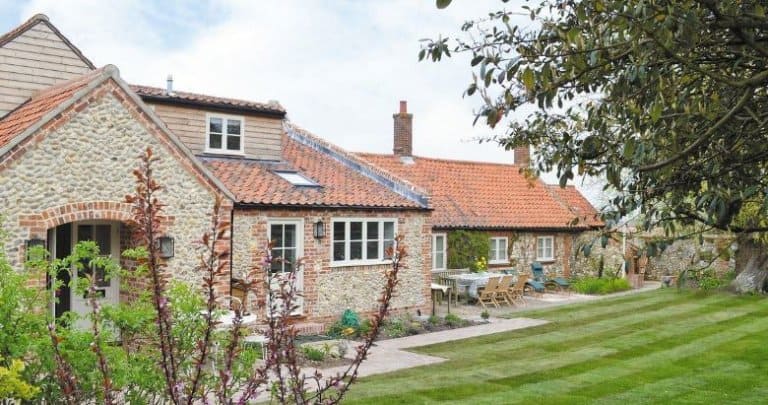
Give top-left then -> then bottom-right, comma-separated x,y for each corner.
136,95 -> 286,119
234,202 -> 431,211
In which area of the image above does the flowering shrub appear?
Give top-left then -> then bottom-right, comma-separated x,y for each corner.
474,256 -> 488,272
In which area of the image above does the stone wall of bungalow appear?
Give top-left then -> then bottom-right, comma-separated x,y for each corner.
0,81 -> 231,294
231,207 -> 432,324
439,229 -> 581,277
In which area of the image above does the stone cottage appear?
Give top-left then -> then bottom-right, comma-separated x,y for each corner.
0,14 -> 432,329
358,102 -> 602,277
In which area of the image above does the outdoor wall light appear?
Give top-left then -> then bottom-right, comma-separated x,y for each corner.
313,220 -> 326,239
25,238 -> 46,261
156,236 -> 175,259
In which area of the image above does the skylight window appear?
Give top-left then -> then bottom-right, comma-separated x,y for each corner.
274,171 -> 319,186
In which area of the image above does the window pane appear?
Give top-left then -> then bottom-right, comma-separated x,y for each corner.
333,242 -> 345,261
284,224 -> 296,248
350,241 -> 362,260
435,235 -> 444,251
366,241 -> 378,260
333,222 -> 345,241
271,224 -> 283,247
283,248 -> 296,268
435,252 -> 444,269
94,225 -> 111,255
270,248 -> 282,272
350,222 -> 363,240
227,119 -> 241,135
77,225 -> 92,242
226,135 -> 241,151
383,241 -> 394,259
209,117 -> 223,133
383,222 -> 394,239
209,133 -> 222,149
367,222 -> 379,239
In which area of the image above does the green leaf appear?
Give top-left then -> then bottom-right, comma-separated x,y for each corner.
436,0 -> 452,9
522,67 -> 535,91
471,55 -> 484,66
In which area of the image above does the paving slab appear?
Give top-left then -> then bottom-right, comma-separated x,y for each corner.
311,316 -> 548,378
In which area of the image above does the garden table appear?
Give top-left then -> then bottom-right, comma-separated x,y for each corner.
448,273 -> 512,299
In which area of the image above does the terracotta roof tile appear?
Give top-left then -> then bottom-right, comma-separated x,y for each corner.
0,67 -> 105,150
357,153 -> 602,229
547,185 -> 603,227
203,135 -> 424,209
130,84 -> 286,116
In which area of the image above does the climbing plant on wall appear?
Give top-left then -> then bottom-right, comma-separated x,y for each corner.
447,230 -> 490,271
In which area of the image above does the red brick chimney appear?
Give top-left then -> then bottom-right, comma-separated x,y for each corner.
393,100 -> 413,156
514,145 -> 530,166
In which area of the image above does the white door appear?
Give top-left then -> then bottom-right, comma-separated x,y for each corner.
71,223 -> 121,329
268,220 -> 304,315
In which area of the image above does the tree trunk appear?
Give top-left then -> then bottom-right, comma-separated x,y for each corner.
731,234 -> 768,294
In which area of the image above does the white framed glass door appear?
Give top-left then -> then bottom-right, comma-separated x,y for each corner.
268,219 -> 304,315
70,222 -> 120,329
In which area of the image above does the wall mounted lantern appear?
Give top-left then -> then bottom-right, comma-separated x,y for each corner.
313,220 -> 326,239
156,236 -> 175,259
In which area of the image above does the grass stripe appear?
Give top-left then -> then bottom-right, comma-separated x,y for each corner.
344,291 -> 768,404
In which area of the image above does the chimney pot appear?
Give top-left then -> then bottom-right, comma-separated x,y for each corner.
166,74 -> 174,94
393,100 -> 413,157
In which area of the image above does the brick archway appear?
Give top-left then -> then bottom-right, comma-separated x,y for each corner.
18,201 -> 135,239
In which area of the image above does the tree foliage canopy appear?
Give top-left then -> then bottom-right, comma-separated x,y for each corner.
424,0 -> 768,239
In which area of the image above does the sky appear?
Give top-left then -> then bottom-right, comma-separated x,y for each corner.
0,0 -> 607,205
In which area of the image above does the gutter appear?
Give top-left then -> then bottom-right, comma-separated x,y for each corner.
137,96 -> 286,119
234,202 -> 431,212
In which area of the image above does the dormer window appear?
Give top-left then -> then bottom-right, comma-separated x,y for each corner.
206,113 -> 244,154
274,171 -> 319,186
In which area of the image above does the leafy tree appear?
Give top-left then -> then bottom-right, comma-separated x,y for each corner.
424,0 -> 768,292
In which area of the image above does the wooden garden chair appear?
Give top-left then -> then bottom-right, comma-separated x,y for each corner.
507,274 -> 528,306
477,276 -> 502,308
496,275 -> 514,306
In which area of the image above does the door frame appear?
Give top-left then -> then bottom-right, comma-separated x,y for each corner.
266,218 -> 304,315
69,221 -> 121,328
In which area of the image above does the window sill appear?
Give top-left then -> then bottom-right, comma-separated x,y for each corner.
330,260 -> 392,268
204,149 -> 245,156
536,258 -> 555,263
488,260 -> 509,265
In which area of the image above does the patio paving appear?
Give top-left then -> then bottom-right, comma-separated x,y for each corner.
433,280 -> 662,320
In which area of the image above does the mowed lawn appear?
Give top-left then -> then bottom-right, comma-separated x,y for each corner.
344,289 -> 768,404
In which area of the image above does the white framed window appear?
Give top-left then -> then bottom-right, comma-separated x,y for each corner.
268,219 -> 303,273
537,236 -> 555,261
489,237 -> 509,264
432,233 -> 447,270
205,113 -> 244,154
331,218 -> 396,266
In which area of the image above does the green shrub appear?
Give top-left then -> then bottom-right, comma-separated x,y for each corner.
302,346 -> 326,362
480,310 -> 490,320
428,315 -> 441,325
444,313 -> 466,327
357,319 -> 373,337
383,318 -> 407,338
326,321 -> 346,338
573,277 -> 631,295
